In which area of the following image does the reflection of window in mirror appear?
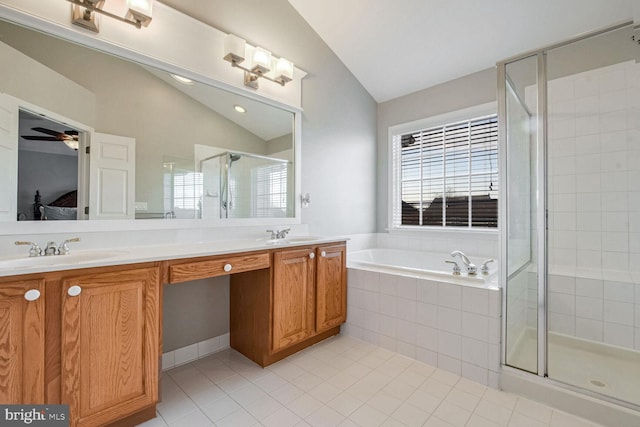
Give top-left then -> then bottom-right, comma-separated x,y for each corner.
161,158 -> 202,220
17,110 -> 84,221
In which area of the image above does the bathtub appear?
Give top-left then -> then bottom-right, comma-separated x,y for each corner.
344,247 -> 502,386
348,248 -> 498,288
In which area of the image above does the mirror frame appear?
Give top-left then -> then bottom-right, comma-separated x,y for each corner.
0,8 -> 303,235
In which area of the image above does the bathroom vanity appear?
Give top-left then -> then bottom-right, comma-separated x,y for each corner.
0,239 -> 347,427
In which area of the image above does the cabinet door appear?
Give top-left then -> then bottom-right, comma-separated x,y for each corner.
315,245 -> 347,333
272,248 -> 315,352
61,267 -> 159,427
0,279 -> 45,403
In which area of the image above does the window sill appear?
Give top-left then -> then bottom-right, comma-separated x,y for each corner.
386,226 -> 498,239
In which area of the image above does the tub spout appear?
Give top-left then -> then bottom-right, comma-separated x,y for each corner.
451,250 -> 477,275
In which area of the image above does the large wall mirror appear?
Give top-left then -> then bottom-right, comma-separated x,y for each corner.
0,18 -> 296,222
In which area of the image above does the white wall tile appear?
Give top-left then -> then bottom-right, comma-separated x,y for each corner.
416,302 -> 438,327
462,312 -> 489,342
575,278 -> 603,298
396,298 -> 417,323
575,296 -> 603,321
438,307 -> 462,335
604,281 -> 634,302
576,318 -> 603,342
417,279 -> 438,303
437,354 -> 462,376
438,331 -> 461,359
396,276 -> 417,300
461,337 -> 488,368
416,325 -> 438,352
174,343 -> 198,366
604,300 -> 634,325
379,294 -> 397,317
438,283 -> 462,309
462,287 -> 489,315
604,322 -> 634,347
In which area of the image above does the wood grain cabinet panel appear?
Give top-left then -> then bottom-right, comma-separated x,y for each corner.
0,279 -> 45,404
272,248 -> 315,352
315,245 -> 347,333
169,252 -> 270,283
61,267 -> 160,427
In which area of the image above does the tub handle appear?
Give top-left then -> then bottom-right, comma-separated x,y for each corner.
481,259 -> 495,275
445,260 -> 461,275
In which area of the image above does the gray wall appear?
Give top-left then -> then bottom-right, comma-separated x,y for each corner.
376,68 -> 497,231
17,150 -> 78,220
162,0 -> 379,237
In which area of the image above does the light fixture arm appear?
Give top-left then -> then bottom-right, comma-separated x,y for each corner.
230,60 -> 287,87
66,0 -> 151,30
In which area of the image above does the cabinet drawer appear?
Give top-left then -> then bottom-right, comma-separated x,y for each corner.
169,252 -> 270,283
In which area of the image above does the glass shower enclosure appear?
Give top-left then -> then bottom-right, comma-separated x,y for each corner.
200,151 -> 293,219
500,22 -> 640,408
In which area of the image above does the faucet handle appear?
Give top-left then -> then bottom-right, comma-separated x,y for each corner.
445,260 -> 461,275
481,259 -> 495,274
15,241 -> 42,257
266,229 -> 278,240
278,228 -> 291,239
58,237 -> 80,255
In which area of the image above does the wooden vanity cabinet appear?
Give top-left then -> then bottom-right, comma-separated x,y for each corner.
231,243 -> 347,366
60,266 -> 160,427
0,264 -> 161,427
0,278 -> 45,404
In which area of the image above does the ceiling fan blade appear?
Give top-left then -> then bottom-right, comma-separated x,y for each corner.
21,136 -> 61,141
32,127 -> 63,138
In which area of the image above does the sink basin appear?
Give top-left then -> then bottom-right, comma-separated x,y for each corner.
0,250 -> 123,270
264,236 -> 323,245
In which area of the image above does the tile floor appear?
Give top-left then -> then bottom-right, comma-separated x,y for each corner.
137,335 -> 602,427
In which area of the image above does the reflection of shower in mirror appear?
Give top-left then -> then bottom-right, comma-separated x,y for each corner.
200,151 -> 293,219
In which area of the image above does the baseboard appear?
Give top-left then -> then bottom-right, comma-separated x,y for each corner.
162,333 -> 231,371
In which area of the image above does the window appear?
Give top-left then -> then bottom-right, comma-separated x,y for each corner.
252,162 -> 289,217
391,107 -> 498,229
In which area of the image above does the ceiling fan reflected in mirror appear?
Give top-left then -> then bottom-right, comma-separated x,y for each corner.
21,127 -> 80,150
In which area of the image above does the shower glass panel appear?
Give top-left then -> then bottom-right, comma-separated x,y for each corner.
504,55 -> 540,374
546,25 -> 640,406
201,152 -> 293,219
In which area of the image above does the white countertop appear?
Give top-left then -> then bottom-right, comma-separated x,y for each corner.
0,236 -> 348,278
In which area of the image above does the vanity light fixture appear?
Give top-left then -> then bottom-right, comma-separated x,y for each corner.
67,0 -> 154,33
234,105 -> 246,113
223,33 -> 294,89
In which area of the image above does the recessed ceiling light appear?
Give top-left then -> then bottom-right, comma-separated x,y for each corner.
170,74 -> 194,85
234,105 -> 246,113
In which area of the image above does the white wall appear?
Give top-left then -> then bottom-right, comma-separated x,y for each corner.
376,68 -> 497,233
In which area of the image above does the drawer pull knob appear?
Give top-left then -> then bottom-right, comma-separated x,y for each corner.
224,263 -> 233,272
321,251 -> 327,257
309,252 -> 315,259
24,289 -> 41,301
68,285 -> 82,297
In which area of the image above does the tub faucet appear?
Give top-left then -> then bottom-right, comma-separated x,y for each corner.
451,250 -> 477,275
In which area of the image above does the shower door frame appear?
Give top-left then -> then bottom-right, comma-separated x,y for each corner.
498,19 -> 633,383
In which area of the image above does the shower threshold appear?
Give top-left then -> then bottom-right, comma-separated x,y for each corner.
509,328 -> 640,407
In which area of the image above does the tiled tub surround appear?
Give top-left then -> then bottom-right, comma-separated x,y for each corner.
343,267 -> 501,387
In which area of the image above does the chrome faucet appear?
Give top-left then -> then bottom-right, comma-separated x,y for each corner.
480,259 -> 495,275
451,250 -> 477,275
266,228 -> 291,240
15,241 -> 42,257
43,241 -> 58,256
58,238 -> 80,255
14,237 -> 81,257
